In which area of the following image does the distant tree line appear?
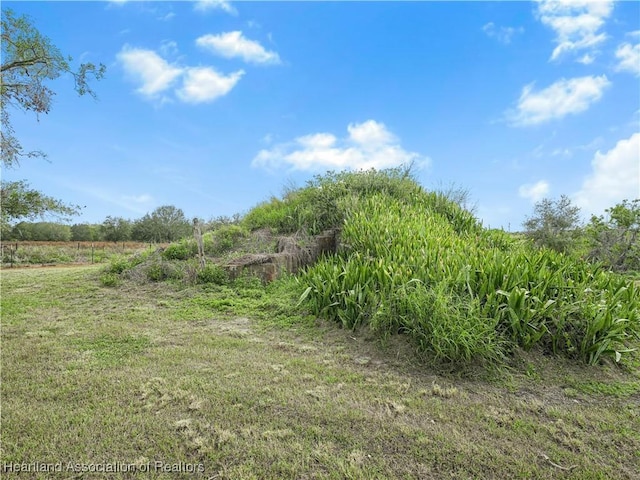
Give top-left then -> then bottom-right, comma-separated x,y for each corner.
4,205 -> 197,243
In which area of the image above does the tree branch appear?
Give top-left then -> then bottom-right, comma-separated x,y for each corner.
1,57 -> 48,73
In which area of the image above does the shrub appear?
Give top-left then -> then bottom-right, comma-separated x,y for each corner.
106,255 -> 130,274
196,264 -> 227,285
586,199 -> 640,272
204,225 -> 249,256
100,272 -> 120,287
144,261 -> 182,282
162,241 -> 196,261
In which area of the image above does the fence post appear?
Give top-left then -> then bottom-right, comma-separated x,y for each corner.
194,219 -> 205,269
91,243 -> 95,264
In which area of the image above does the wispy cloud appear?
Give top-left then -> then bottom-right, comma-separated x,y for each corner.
194,0 -> 237,16
158,12 -> 176,22
252,120 -> 429,172
507,75 -> 610,126
519,180 -> 550,202
123,194 -> 154,205
64,183 -> 154,215
482,22 -> 524,44
574,133 -> 640,215
615,42 -> 640,77
577,53 -> 594,65
535,0 -> 613,62
196,31 -> 281,65
117,45 -> 243,104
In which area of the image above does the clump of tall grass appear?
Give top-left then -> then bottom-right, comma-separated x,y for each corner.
298,171 -> 639,366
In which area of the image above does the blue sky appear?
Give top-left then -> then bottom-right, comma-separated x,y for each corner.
3,0 -> 639,230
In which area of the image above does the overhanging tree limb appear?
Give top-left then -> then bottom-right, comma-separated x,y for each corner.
0,8 -> 104,227
1,7 -> 105,167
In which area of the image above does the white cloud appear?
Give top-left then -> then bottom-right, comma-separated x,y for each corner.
574,133 -> 640,215
519,180 -> 550,202
117,46 -> 183,98
177,67 -> 244,104
535,0 -> 613,62
615,42 -> 640,77
348,119 -> 396,146
196,31 -> 281,65
508,75 -> 610,126
252,120 -> 429,172
482,22 -> 524,44
117,45 -> 243,104
194,0 -> 237,15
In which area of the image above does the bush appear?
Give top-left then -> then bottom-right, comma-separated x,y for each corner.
204,225 -> 249,256
100,272 -> 120,287
162,241 -> 196,261
145,261 -> 183,282
586,199 -> 640,272
196,264 -> 227,285
106,255 -> 131,274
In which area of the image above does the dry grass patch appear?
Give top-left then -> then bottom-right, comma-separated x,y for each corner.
1,266 -> 639,479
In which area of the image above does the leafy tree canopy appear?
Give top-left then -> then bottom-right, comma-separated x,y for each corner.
1,180 -> 79,236
132,206 -> 191,243
101,216 -> 132,243
1,8 -> 105,166
587,199 -> 640,271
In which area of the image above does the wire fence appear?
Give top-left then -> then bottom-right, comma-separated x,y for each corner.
0,241 -> 168,268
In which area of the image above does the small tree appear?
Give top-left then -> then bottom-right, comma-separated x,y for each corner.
523,195 -> 582,253
586,199 -> 640,271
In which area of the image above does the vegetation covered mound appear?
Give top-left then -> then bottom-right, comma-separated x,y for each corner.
245,168 -> 639,366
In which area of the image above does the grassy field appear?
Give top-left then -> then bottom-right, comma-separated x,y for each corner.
2,265 -> 639,479
1,242 -> 164,267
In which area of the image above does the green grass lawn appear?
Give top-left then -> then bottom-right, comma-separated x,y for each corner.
2,266 -> 639,479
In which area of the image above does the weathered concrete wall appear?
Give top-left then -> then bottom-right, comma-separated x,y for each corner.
225,229 -> 339,283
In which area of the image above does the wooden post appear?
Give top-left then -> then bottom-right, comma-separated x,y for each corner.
193,219 -> 205,269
